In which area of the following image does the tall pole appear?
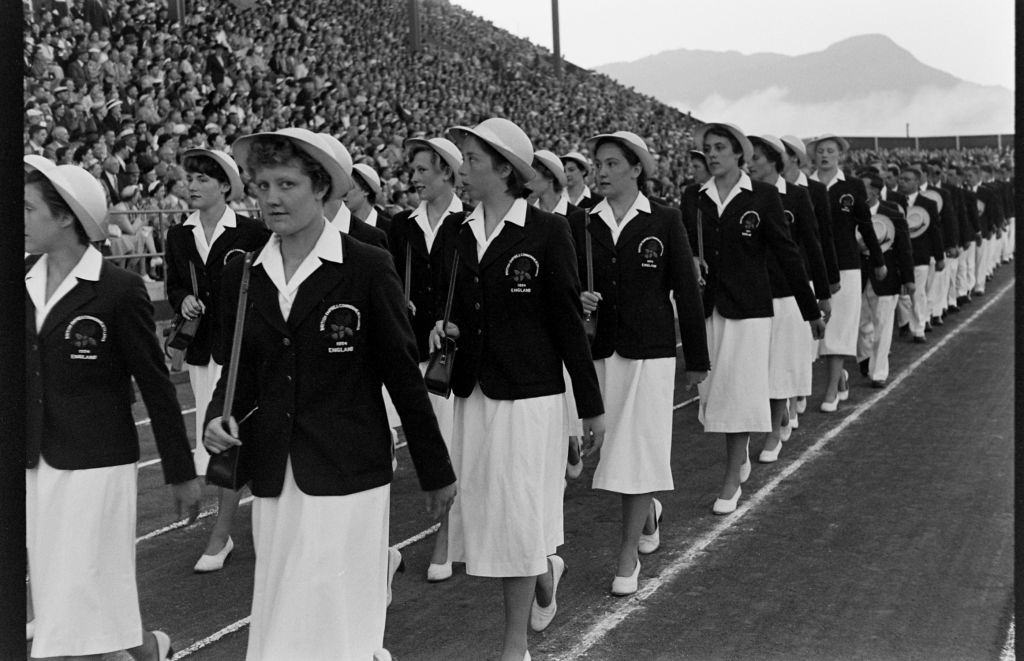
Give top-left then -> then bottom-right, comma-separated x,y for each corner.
551,0 -> 561,76
408,0 -> 421,53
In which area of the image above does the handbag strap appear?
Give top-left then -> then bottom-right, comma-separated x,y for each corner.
441,250 -> 460,327
696,208 -> 705,265
221,252 -> 255,422
188,261 -> 199,298
403,241 -> 412,304
584,217 -> 594,292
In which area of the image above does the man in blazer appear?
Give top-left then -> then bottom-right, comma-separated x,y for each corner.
920,163 -> 958,324
895,167 -> 943,342
857,174 -> 914,386
966,166 -> 1003,295
953,167 -> 982,305
881,164 -> 909,212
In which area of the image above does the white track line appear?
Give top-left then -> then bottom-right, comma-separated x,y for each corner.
555,280 -> 1013,660
171,615 -> 251,660
136,407 -> 196,427
136,496 -> 254,544
1000,619 -> 1015,661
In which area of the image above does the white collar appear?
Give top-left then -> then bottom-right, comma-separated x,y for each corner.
183,205 -> 237,230
329,204 -> 352,234
465,197 -> 528,229
365,207 -> 378,227
532,191 -> 571,216
870,201 -> 880,215
590,191 -> 651,243
700,172 -> 752,215
254,218 -> 343,268
773,175 -> 787,195
569,184 -> 592,206
25,244 -> 103,285
410,193 -> 463,224
811,168 -> 845,189
795,171 -> 809,187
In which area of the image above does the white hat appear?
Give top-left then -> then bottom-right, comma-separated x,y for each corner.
232,128 -> 352,200
404,136 -> 462,185
532,150 -> 567,187
31,164 -> 108,241
585,131 -> 656,176
807,133 -> 850,154
779,135 -> 808,166
559,150 -> 590,172
24,154 -> 55,173
182,148 -> 244,201
317,134 -> 355,199
694,123 -> 754,165
120,184 -> 140,198
906,205 -> 931,239
352,163 -> 382,198
858,214 -> 895,254
447,117 -> 536,184
920,188 -> 944,213
748,134 -> 786,158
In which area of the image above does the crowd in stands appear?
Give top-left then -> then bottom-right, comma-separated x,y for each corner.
23,0 -> 1013,281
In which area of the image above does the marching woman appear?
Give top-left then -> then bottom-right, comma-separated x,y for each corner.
746,134 -> 831,462
163,148 -> 270,572
432,117 -> 605,660
387,135 -> 464,582
571,131 -> 709,594
346,162 -> 393,236
26,161 -> 201,660
681,123 -> 824,514
808,134 -> 886,412
321,134 -> 389,250
202,128 -> 456,660
560,150 -> 601,209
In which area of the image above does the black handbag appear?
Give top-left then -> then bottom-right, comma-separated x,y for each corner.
205,252 -> 256,490
582,219 -> 598,342
165,261 -> 202,353
423,251 -> 459,398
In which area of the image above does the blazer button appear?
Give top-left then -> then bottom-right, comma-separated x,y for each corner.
282,337 -> 291,346
477,328 -> 482,335
474,302 -> 480,310
611,257 -> 617,264
474,276 -> 480,283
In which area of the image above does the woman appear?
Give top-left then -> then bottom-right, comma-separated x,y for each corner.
203,128 -> 456,660
573,131 -> 709,595
560,150 -> 601,209
432,117 -> 605,660
345,162 -> 392,234
808,134 -> 886,412
26,160 -> 201,660
387,135 -> 464,583
746,135 -> 831,462
163,148 -> 270,572
681,123 -> 824,514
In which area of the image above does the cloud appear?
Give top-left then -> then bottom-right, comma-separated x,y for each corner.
673,83 -> 1013,137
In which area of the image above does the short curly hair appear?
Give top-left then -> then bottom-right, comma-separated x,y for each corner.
245,135 -> 332,199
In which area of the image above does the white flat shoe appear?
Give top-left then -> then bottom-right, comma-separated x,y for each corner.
194,537 -> 234,573
780,421 -> 792,442
712,486 -> 741,514
758,443 -> 781,463
610,559 -> 641,596
638,498 -> 663,555
373,649 -> 393,661
819,396 -> 839,413
153,630 -> 174,661
795,397 -> 807,414
426,561 -> 453,582
565,436 -> 583,480
386,547 -> 405,607
739,445 -> 751,483
790,412 -> 799,429
530,555 -> 566,631
837,369 -> 850,401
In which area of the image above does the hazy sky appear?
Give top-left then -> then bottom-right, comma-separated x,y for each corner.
451,0 -> 1015,90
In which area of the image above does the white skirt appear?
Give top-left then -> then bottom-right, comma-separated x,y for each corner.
187,359 -> 222,476
420,360 -> 455,445
592,353 -> 676,493
768,296 -> 813,399
698,310 -> 772,433
562,364 -> 584,437
248,460 -> 390,661
27,459 -> 141,658
447,387 -> 565,577
819,269 -> 861,356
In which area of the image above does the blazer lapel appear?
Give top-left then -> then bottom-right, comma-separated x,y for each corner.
586,211 -> 616,253
287,259 -> 346,330
248,267 -> 290,337
206,226 -> 240,269
616,210 -> 650,250
479,220 -> 525,271
37,279 -> 98,340
456,224 -> 480,274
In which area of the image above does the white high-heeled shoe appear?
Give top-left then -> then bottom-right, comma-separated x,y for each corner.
194,537 -> 234,573
153,630 -> 173,661
739,444 -> 751,483
386,547 -> 405,607
795,396 -> 807,414
638,498 -> 663,555
758,442 -> 781,463
838,369 -> 850,401
426,560 -> 453,582
530,555 -> 566,631
610,559 -> 641,596
819,396 -> 839,413
712,486 -> 742,514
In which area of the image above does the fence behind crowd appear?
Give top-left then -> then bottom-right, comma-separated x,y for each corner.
844,134 -> 1014,151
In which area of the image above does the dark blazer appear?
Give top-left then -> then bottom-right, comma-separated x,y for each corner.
958,185 -> 982,245
976,183 -> 1005,237
906,194 -> 944,265
568,199 -> 709,369
768,181 -> 830,301
804,178 -> 841,286
572,191 -> 603,210
861,200 -> 914,296
349,216 -> 389,250
815,175 -> 885,271
387,204 -> 463,360
206,234 -> 455,498
923,184 -> 959,250
164,214 -> 270,365
681,178 -> 820,321
26,257 -> 195,485
435,205 -> 604,417
881,187 -> 909,213
369,206 -> 393,236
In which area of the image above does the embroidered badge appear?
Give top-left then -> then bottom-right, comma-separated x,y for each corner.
839,193 -> 855,213
739,211 -> 761,237
638,236 -> 664,269
223,248 -> 247,265
784,210 -> 795,225
505,253 -> 539,293
319,304 -> 361,353
64,315 -> 107,360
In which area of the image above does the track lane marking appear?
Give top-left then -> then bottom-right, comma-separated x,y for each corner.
554,279 -> 1013,660
1000,619 -> 1015,661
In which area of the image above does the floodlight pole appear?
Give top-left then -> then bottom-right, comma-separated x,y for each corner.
408,0 -> 421,53
552,0 -> 561,76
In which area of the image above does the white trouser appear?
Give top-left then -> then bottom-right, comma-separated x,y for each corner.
926,258 -> 948,317
857,282 -> 899,382
898,265 -> 930,337
945,253 -> 960,308
958,242 -> 976,297
973,238 -> 991,293
1000,218 -> 1015,261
